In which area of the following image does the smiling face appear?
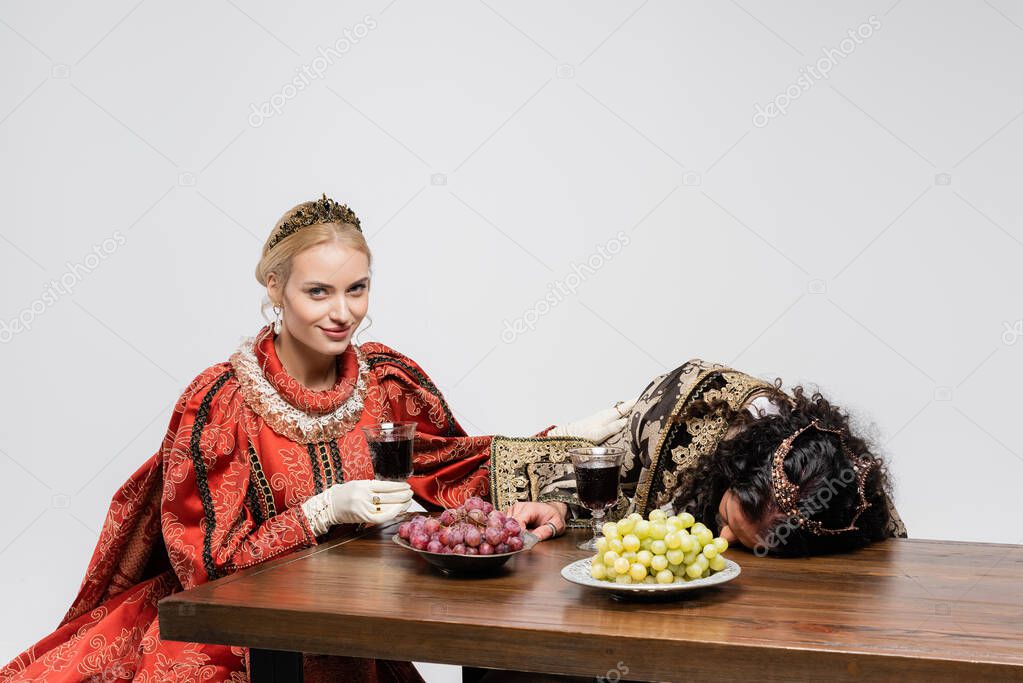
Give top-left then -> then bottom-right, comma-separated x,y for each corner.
267,240 -> 370,358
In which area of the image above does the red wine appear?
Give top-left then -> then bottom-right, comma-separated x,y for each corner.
370,438 -> 413,481
575,460 -> 619,509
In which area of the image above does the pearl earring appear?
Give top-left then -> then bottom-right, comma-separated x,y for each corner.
272,305 -> 283,334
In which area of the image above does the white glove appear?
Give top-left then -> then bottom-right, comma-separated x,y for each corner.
548,398 -> 637,444
300,479 -> 414,536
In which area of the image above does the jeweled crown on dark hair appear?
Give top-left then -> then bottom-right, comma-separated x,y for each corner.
770,419 -> 875,536
267,193 -> 361,250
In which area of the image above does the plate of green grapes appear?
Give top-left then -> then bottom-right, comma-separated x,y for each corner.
561,510 -> 741,600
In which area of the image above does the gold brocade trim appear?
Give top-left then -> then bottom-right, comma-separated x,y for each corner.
886,496 -> 908,538
635,365 -> 772,516
536,491 -> 578,506
488,434 -> 596,514
536,490 -> 630,528
634,367 -> 713,516
229,336 -> 370,443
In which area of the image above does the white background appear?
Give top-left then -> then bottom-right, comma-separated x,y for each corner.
2,1 -> 1022,680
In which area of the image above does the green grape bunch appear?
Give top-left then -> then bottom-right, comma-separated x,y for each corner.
589,509 -> 729,584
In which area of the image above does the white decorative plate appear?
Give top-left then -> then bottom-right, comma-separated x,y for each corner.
560,557 -> 741,600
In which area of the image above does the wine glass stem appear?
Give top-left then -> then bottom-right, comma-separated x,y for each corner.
591,508 -> 605,546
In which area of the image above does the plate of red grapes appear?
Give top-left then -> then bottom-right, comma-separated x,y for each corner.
393,496 -> 538,575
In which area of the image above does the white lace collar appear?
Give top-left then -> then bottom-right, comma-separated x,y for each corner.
229,335 -> 370,443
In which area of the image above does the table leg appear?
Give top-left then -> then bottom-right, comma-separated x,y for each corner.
462,666 -> 488,682
250,648 -> 304,682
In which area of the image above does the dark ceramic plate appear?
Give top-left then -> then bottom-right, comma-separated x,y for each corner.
392,530 -> 539,575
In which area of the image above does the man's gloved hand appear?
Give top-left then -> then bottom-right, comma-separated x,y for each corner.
548,398 -> 637,444
301,479 -> 414,536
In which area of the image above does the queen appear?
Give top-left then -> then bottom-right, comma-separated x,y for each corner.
0,195 -> 628,682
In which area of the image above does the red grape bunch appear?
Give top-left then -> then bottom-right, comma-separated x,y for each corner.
397,496 -> 525,555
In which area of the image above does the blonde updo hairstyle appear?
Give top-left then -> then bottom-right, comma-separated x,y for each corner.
255,199 -> 372,324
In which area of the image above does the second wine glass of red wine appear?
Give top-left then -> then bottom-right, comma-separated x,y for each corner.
568,446 -> 626,551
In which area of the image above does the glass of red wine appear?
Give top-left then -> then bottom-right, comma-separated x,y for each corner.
361,421 -> 417,482
568,446 -> 626,551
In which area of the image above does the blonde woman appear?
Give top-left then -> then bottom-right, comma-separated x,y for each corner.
0,195 -> 629,682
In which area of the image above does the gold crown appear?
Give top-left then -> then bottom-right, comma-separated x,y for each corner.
267,193 -> 361,250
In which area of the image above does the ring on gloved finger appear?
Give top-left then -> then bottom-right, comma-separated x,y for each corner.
372,495 -> 381,506
613,401 -> 627,418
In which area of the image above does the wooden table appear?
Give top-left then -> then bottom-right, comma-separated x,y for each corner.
158,523 -> 1023,682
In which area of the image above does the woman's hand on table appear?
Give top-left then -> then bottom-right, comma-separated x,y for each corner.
505,501 -> 568,541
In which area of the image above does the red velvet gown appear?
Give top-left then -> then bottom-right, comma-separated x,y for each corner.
0,326 -> 553,682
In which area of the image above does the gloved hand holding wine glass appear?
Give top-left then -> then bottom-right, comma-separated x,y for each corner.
301,479 -> 414,536
302,420 -> 419,536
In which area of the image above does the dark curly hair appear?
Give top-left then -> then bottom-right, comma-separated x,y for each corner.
680,382 -> 895,557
